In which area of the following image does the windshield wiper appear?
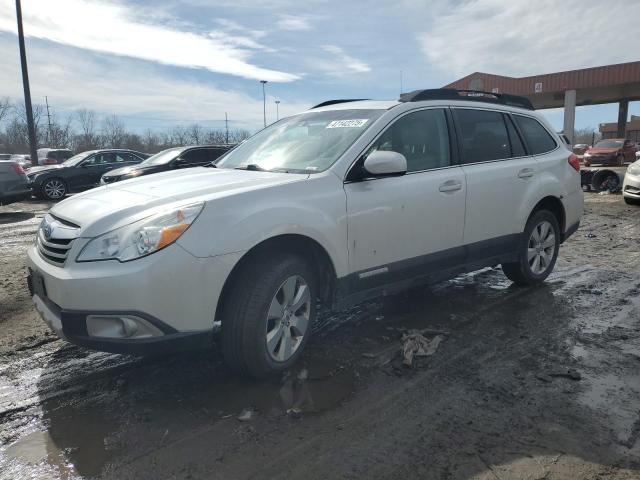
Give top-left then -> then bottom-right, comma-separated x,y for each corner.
235,164 -> 266,171
204,162 -> 217,168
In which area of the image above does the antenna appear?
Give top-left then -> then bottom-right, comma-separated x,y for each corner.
45,95 -> 53,146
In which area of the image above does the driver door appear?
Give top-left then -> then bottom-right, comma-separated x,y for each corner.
76,153 -> 117,189
344,108 -> 466,292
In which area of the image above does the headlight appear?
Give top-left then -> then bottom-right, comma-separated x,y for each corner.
628,163 -> 640,176
583,152 -> 591,157
77,203 -> 204,262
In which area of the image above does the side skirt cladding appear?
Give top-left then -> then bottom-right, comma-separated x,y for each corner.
334,233 -> 521,309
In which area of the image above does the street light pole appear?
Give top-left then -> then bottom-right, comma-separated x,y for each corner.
15,0 -> 38,165
275,100 -> 280,121
260,80 -> 267,128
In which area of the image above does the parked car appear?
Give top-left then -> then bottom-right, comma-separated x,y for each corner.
26,89 -> 583,377
10,154 -> 32,170
573,144 -> 589,156
28,149 -> 148,200
582,139 -> 637,166
0,160 -> 31,205
623,159 -> 640,205
100,145 -> 233,185
36,148 -> 74,166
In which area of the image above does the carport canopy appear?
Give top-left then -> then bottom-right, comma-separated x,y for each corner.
444,61 -> 640,144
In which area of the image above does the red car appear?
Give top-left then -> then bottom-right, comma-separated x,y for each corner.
583,139 -> 637,166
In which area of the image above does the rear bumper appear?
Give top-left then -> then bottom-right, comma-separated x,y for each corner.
27,274 -> 212,355
623,172 -> 640,199
0,189 -> 31,205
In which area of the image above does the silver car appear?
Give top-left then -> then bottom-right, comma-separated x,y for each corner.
623,160 -> 640,205
0,161 -> 31,205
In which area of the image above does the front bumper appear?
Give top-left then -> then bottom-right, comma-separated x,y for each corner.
623,172 -> 640,199
26,243 -> 242,354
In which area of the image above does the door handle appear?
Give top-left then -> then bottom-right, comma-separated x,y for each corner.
517,168 -> 535,178
438,180 -> 463,192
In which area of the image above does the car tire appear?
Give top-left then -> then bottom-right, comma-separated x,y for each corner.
221,253 -> 317,378
41,178 -> 67,200
501,210 -> 560,286
624,197 -> 640,206
617,154 -> 625,166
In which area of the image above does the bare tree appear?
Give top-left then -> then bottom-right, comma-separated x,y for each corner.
75,109 -> 99,150
102,114 -> 126,148
0,97 -> 11,125
187,123 -> 203,145
574,127 -> 600,146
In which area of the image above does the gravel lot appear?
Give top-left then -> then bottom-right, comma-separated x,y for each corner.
1,194 -> 640,479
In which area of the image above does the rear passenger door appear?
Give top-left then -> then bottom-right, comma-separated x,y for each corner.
174,148 -> 211,169
453,108 -> 536,256
345,108 -> 467,290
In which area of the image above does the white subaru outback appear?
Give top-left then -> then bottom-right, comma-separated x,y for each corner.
27,89 -> 583,377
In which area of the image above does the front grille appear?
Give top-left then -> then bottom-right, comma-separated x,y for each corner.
36,214 -> 80,266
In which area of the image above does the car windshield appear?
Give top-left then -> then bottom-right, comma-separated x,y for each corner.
216,109 -> 384,172
62,152 -> 94,166
595,140 -> 623,148
140,147 -> 184,166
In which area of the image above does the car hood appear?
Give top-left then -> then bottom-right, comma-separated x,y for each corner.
27,165 -> 65,175
588,148 -> 619,155
50,167 -> 309,237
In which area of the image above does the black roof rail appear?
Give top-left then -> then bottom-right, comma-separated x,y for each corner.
399,88 -> 534,110
311,99 -> 369,109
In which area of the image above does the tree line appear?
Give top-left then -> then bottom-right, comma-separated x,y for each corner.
0,97 -> 251,155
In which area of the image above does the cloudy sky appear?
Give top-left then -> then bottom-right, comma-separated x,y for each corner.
0,0 -> 639,133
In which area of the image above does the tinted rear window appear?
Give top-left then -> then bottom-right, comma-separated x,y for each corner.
454,109 -> 511,163
514,115 -> 557,155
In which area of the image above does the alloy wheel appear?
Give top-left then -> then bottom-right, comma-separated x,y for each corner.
43,180 -> 65,199
265,275 -> 311,362
527,220 -> 555,275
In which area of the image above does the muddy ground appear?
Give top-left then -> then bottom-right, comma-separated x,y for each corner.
1,194 -> 640,479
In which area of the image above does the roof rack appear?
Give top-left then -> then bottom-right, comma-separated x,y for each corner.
311,99 -> 369,109
399,89 -> 534,110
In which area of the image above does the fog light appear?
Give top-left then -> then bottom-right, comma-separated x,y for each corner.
86,315 -> 163,339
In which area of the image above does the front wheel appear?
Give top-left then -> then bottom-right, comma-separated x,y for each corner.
502,210 -> 560,286
221,253 -> 317,378
41,178 -> 67,200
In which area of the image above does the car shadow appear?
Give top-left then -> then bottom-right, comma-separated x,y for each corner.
0,212 -> 35,224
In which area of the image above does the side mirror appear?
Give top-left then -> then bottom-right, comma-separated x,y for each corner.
363,150 -> 407,177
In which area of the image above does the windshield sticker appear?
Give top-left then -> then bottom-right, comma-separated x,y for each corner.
326,119 -> 369,129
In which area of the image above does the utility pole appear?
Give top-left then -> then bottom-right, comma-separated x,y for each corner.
260,80 -> 267,128
45,96 -> 53,146
400,70 -> 403,96
15,0 -> 38,165
225,112 -> 229,144
275,100 -> 280,121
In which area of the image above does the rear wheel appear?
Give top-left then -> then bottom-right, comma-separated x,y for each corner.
502,210 -> 560,286
41,178 -> 67,200
221,253 -> 316,378
617,154 -> 625,166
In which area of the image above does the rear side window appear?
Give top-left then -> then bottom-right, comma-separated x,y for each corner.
368,109 -> 450,172
514,115 -> 557,154
453,109 -> 510,163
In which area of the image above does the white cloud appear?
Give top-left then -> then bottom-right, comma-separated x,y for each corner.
419,0 -> 640,79
0,39 -> 309,129
0,0 -> 299,82
276,14 -> 313,31
316,45 -> 371,76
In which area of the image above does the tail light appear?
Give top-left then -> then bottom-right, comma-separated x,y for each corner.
568,153 -> 580,172
12,163 -> 25,175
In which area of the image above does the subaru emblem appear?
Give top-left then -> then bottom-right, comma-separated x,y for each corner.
42,221 -> 52,240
